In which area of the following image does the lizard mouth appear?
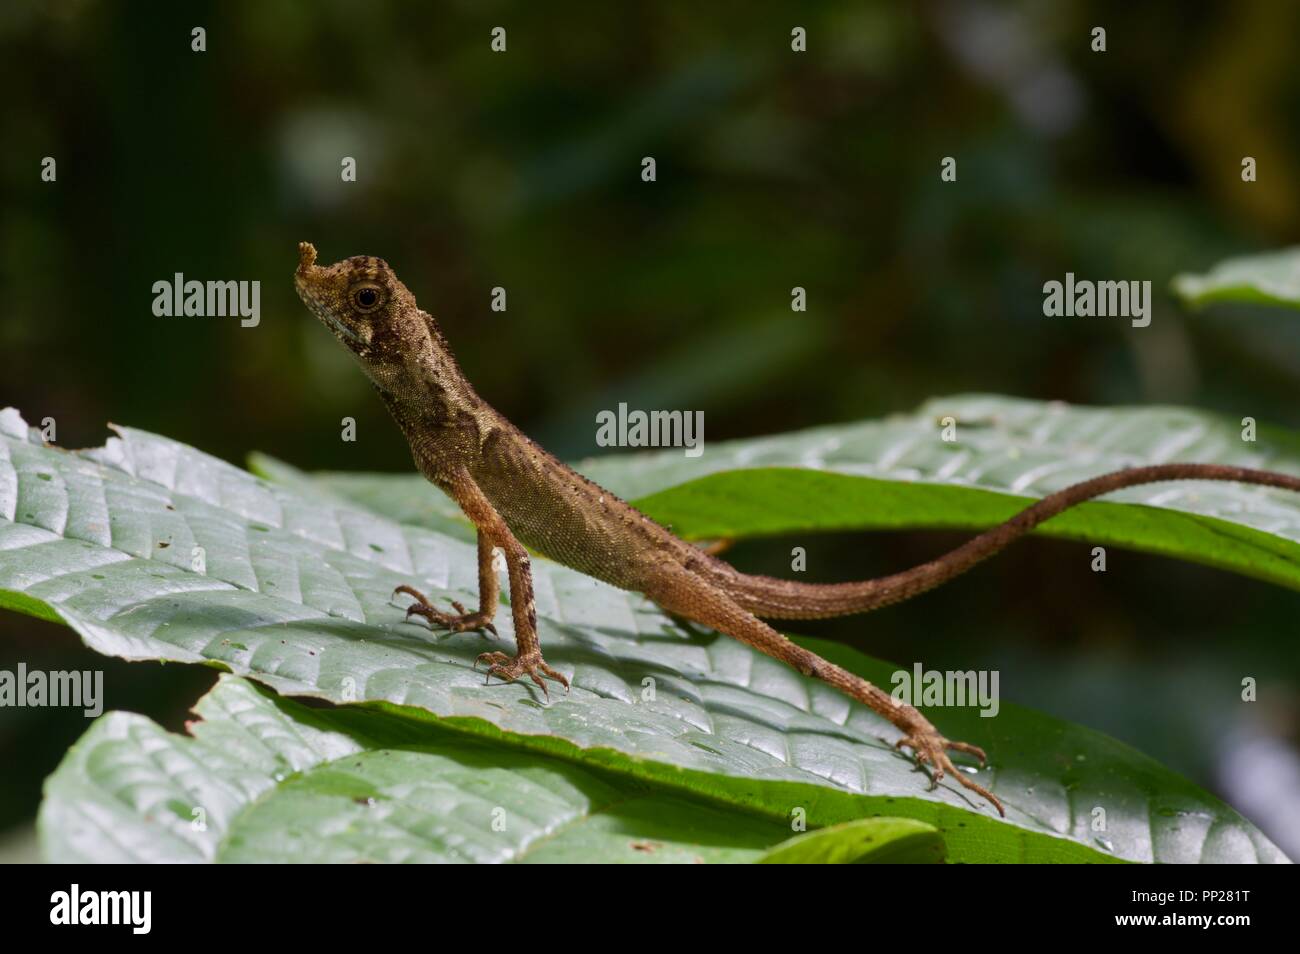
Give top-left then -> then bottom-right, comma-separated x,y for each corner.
324,314 -> 365,346
308,296 -> 365,347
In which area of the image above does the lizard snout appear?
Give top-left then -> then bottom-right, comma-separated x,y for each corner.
297,241 -> 319,273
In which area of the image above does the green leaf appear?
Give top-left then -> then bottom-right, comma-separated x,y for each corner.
41,675 -> 804,863
248,452 -> 474,543
1,408 -> 1285,862
266,395 -> 1300,592
1173,246 -> 1300,310
757,817 -> 945,864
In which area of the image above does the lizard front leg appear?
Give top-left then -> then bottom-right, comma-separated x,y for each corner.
443,469 -> 569,697
647,566 -> 1004,815
395,531 -> 499,636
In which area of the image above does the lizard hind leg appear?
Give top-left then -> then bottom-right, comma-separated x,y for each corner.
647,567 -> 1004,816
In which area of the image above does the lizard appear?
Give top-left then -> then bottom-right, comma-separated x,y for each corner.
294,241 -> 1300,816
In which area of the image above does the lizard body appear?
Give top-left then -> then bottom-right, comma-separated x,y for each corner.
295,242 -> 1300,816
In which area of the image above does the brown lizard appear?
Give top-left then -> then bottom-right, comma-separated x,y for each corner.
294,241 -> 1300,816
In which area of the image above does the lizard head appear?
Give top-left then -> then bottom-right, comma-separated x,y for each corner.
294,242 -> 455,394
295,242 -> 413,355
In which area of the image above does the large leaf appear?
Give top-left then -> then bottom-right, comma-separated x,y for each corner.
0,408 -> 1284,862
257,395 -> 1300,592
250,453 -> 474,544
756,817 -> 945,864
44,675 -> 949,864
1173,246 -> 1300,310
42,675 -> 833,863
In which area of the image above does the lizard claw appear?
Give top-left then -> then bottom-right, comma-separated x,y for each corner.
895,725 -> 1003,816
394,585 -> 497,637
475,650 -> 570,699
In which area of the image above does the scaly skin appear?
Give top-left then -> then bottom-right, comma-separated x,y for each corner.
294,242 -> 1300,817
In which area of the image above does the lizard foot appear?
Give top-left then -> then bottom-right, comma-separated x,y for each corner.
394,585 -> 497,637
475,650 -> 570,699
894,721 -> 1004,817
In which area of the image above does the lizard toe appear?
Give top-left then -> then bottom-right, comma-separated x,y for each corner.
896,727 -> 1003,816
477,651 -> 569,698
397,587 -> 497,636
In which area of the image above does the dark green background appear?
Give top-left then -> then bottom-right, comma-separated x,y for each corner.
2,0 -> 1299,860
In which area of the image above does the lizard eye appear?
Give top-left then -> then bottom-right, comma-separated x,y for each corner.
351,283 -> 384,313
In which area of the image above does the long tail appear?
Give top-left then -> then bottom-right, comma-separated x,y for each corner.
699,464 -> 1300,619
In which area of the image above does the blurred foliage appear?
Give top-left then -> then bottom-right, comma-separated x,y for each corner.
1175,245 -> 1300,309
2,0 -> 1300,857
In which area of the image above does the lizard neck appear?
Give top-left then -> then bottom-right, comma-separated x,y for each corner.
366,309 -> 478,418
370,310 -> 494,474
